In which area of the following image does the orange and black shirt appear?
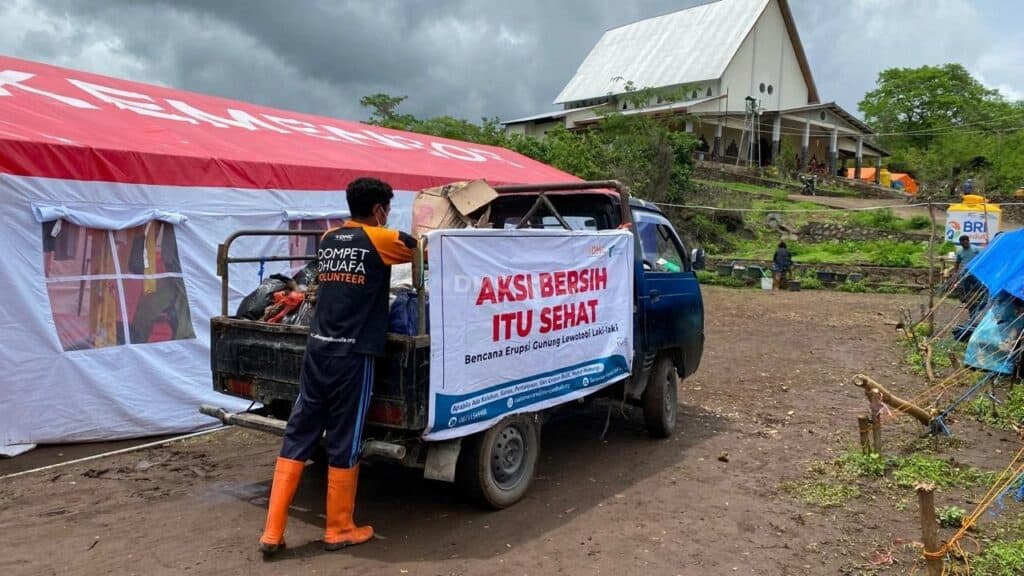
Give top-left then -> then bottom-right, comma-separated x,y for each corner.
308,221 -> 416,357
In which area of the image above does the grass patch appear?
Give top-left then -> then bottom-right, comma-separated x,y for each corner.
827,450 -> 993,490
696,269 -> 748,288
938,505 -> 968,528
971,541 -> 1024,575
967,386 -> 1024,431
782,480 -> 860,508
723,238 -> 933,267
836,451 -> 887,478
898,333 -> 967,377
892,455 -> 995,489
847,209 -> 934,232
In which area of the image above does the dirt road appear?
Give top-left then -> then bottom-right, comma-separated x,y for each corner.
0,288 -> 1002,575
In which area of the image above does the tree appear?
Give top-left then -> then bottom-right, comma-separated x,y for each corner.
359,93 -> 416,128
357,92 -> 696,201
858,64 -> 1024,193
859,64 -> 1002,149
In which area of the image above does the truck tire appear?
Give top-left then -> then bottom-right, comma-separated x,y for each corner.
643,356 -> 679,439
457,414 -> 540,510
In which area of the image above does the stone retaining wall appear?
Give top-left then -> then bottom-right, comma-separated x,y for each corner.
706,257 -> 940,288
796,222 -> 924,243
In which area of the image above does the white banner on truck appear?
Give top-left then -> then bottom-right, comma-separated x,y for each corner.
423,228 -> 634,440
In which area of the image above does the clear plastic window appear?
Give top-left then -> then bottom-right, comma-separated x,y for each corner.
42,220 -> 195,351
287,218 -> 343,262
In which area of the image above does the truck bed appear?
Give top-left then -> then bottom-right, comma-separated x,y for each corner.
210,316 -> 430,433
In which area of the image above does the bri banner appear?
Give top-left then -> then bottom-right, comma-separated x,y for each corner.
423,228 -> 634,440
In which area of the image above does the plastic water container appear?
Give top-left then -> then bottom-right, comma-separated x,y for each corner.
761,277 -> 773,291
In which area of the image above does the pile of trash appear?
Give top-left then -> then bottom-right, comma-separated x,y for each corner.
235,179 -> 496,334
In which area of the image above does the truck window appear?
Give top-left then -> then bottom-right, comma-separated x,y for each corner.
634,211 -> 689,272
503,216 -> 598,230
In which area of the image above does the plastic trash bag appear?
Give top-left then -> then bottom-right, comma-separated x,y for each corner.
235,274 -> 294,320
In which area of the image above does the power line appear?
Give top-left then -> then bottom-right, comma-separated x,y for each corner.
649,200 -> 1024,213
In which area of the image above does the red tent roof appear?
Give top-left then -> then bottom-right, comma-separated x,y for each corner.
0,55 -> 577,191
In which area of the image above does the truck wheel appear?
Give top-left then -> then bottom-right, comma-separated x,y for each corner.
458,414 -> 540,510
643,356 -> 679,439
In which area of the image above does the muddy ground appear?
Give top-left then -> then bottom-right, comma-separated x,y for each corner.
1,287 -> 1018,576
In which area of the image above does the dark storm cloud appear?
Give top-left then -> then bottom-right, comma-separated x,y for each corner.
3,0 -> 1021,124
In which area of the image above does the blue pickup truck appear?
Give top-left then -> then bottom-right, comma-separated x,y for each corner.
202,180 -> 704,509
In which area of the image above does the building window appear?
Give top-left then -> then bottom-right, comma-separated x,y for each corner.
691,89 -> 698,99
706,87 -> 713,97
759,83 -> 766,93
767,85 -> 774,95
42,220 -> 194,351
820,111 -> 827,121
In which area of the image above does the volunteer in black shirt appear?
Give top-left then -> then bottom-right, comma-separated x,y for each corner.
260,177 -> 416,556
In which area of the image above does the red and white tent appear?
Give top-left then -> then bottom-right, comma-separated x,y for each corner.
0,55 -> 577,455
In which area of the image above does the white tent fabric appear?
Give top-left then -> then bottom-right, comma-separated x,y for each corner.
1,172 -> 413,451
0,55 -> 578,454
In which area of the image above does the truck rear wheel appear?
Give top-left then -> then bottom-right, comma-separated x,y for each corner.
458,414 -> 540,510
643,356 -> 679,438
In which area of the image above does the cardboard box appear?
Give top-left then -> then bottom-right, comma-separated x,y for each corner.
411,180 -> 497,239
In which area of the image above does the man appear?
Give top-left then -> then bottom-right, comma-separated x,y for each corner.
259,177 -> 416,557
953,234 -> 983,317
772,241 -> 793,292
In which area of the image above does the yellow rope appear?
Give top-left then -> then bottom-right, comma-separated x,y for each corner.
921,446 -> 1024,571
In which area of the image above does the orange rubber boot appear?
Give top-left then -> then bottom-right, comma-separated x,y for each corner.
259,456 -> 305,557
323,464 -> 374,550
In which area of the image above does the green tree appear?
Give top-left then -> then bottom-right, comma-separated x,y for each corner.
858,64 -> 1024,193
859,64 -> 1003,149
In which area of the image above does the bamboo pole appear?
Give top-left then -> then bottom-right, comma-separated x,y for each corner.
917,483 -> 943,576
852,374 -> 933,426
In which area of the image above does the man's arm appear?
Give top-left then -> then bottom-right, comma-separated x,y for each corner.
369,228 -> 417,265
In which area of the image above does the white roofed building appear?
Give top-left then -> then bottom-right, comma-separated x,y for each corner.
504,0 -> 886,179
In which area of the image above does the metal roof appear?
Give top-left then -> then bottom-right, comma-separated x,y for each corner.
554,0 -> 819,106
555,0 -> 770,105
502,104 -> 603,126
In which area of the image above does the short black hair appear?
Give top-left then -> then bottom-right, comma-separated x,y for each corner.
959,235 -> 971,243
346,177 -> 394,218
778,241 -> 787,248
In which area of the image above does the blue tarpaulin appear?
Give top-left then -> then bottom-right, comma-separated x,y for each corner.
967,229 -> 1024,299
965,295 -> 1024,374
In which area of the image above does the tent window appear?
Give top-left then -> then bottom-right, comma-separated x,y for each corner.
288,218 -> 344,262
42,220 -> 195,351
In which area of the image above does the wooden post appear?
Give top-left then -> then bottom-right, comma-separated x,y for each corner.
871,409 -> 883,456
857,416 -> 872,454
852,374 -> 933,426
917,484 -> 944,576
927,200 -> 937,336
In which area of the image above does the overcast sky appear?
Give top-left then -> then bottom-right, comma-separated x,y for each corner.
2,0 -> 1021,124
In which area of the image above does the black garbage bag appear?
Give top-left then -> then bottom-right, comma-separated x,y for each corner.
292,261 -> 318,288
235,274 -> 294,320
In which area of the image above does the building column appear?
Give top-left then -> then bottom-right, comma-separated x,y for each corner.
829,128 -> 839,176
874,156 -> 882,185
771,115 -> 781,166
854,137 -> 863,180
800,120 -> 810,170
713,122 -> 722,159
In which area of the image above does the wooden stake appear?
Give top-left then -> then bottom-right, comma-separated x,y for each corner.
853,374 -> 933,426
871,410 -> 883,455
917,483 -> 943,576
857,416 -> 872,454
